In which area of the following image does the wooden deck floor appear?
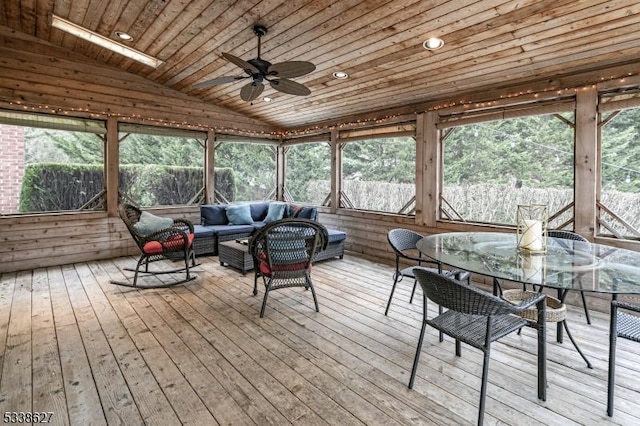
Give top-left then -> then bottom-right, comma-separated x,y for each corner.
1,254 -> 639,425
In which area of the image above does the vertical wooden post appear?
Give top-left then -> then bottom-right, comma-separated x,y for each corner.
330,128 -> 340,214
204,130 -> 215,204
105,116 -> 119,216
415,113 -> 425,225
574,86 -> 598,238
276,143 -> 285,201
420,111 -> 439,227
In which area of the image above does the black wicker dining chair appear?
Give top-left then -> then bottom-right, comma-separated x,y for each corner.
111,203 -> 197,288
249,218 -> 328,318
410,268 -> 547,426
385,228 -> 470,315
547,230 -> 592,324
607,299 -> 640,416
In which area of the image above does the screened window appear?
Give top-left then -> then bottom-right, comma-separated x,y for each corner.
285,142 -> 331,204
599,104 -> 640,238
341,136 -> 416,214
0,110 -> 106,214
118,124 -> 206,207
214,138 -> 276,202
441,113 -> 575,226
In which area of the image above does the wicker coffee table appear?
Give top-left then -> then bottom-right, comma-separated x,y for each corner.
219,240 -> 254,274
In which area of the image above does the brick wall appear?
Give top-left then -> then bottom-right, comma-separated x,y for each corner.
0,124 -> 25,213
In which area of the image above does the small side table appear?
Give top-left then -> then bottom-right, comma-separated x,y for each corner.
219,240 -> 254,274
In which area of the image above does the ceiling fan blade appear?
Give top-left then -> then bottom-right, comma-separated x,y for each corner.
240,81 -> 264,101
222,52 -> 259,74
193,75 -> 247,89
269,61 -> 316,78
270,78 -> 311,96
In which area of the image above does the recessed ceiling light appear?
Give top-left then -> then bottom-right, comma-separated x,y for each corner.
333,71 -> 348,79
115,31 -> 133,41
263,96 -> 273,102
50,15 -> 163,68
423,37 -> 444,50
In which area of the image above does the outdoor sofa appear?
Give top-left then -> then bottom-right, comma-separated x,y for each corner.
193,201 -> 346,262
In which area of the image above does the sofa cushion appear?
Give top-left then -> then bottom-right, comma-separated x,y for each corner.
193,224 -> 216,238
201,204 -> 228,226
206,224 -> 255,236
250,202 -> 270,221
134,211 -> 174,236
226,204 -> 254,225
327,229 -> 347,244
264,202 -> 286,222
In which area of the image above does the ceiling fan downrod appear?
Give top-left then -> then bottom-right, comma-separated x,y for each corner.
248,25 -> 271,74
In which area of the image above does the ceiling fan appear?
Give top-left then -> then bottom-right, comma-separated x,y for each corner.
193,25 -> 316,102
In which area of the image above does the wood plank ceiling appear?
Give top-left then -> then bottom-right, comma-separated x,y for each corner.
2,0 -> 640,130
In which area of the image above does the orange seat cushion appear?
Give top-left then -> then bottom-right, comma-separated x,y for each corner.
259,260 -> 310,277
142,233 -> 194,254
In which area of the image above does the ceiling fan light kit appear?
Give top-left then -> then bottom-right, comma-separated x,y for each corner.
194,25 -> 316,102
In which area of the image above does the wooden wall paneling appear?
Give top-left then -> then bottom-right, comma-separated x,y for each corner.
0,29 -> 275,132
574,86 -> 598,238
0,206 -> 199,274
0,2 -> 6,27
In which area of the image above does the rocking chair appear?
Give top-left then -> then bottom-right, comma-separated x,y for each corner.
111,203 -> 197,288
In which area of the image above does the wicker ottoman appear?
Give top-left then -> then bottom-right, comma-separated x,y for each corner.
219,240 -> 254,274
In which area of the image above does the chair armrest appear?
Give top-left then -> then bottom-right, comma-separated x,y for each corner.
514,292 -> 546,311
612,300 -> 640,314
143,226 -> 189,243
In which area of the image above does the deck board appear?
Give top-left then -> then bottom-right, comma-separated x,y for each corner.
0,254 -> 639,425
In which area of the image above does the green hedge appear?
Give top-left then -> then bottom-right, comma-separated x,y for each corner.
19,163 -> 235,212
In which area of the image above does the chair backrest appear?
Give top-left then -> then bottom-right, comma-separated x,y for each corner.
388,228 -> 423,256
119,203 -> 145,247
250,219 -> 328,276
547,230 -> 588,242
413,268 -> 521,316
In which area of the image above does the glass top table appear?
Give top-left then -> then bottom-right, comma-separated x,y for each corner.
416,231 -> 640,295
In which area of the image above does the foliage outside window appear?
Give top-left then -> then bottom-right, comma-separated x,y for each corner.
285,142 -> 331,204
215,140 -> 276,202
599,106 -> 640,238
0,111 -> 105,214
441,113 -> 574,226
118,125 -> 205,207
341,136 -> 416,214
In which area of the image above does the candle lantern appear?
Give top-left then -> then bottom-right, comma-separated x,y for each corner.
516,204 -> 548,254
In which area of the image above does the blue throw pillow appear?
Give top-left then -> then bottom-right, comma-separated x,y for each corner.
133,211 -> 174,236
264,202 -> 286,223
201,204 -> 228,225
226,204 -> 254,225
